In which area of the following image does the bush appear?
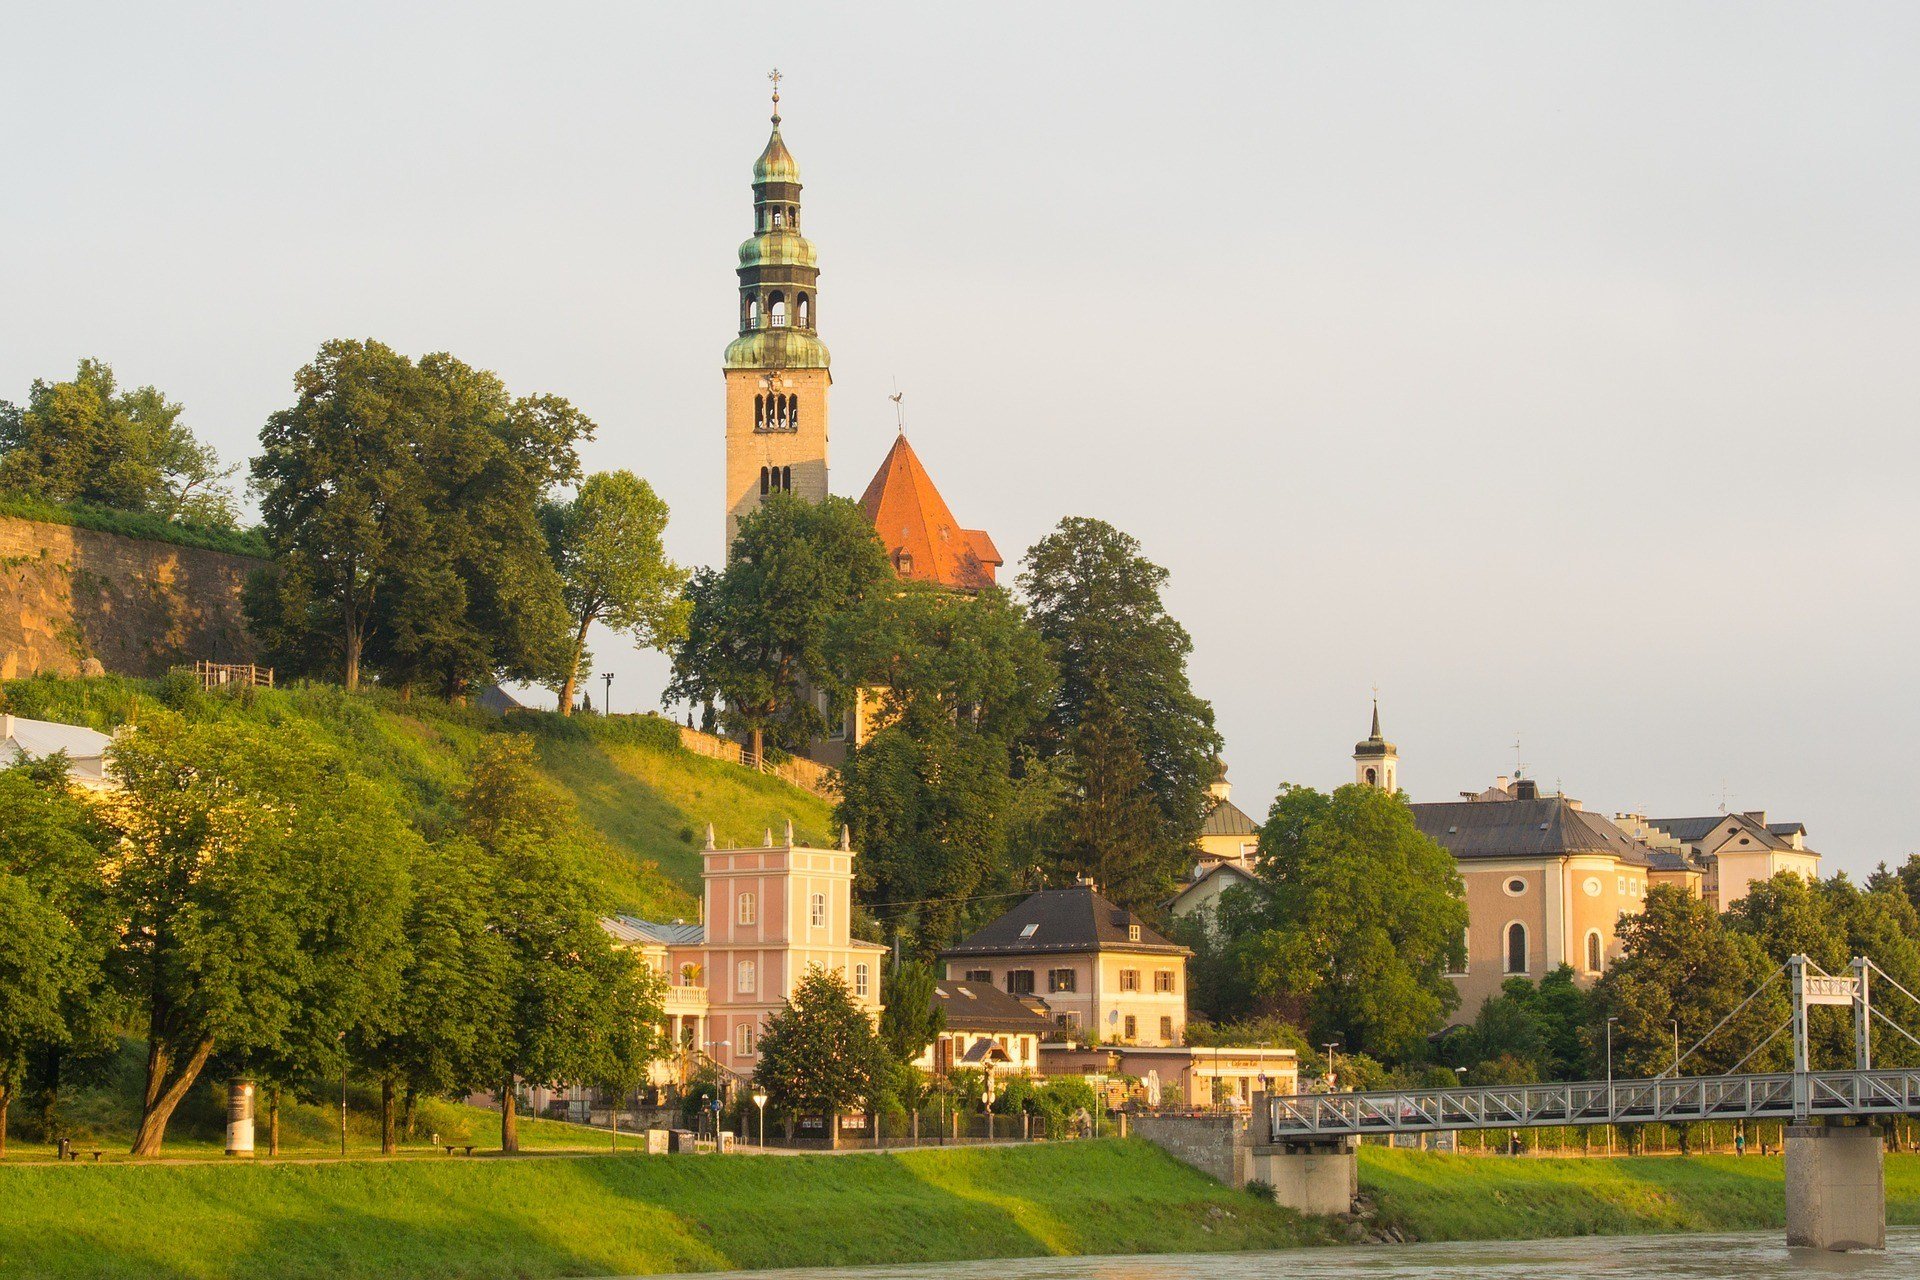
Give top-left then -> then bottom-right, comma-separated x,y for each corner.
0,491 -> 268,557
592,713 -> 683,753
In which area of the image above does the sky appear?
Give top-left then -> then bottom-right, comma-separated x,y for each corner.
3,3 -> 1917,875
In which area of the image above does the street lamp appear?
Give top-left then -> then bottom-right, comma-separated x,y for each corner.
337,1030 -> 348,1158
753,1091 -> 769,1148
602,672 -> 614,718
1670,1019 -> 1681,1076
1321,1041 -> 1340,1092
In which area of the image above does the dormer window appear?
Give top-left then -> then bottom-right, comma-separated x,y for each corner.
1128,924 -> 1141,943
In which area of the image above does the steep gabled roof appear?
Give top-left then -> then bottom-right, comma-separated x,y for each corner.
1412,797 -> 1652,866
859,434 -> 1001,591
1647,812 -> 1795,852
939,882 -> 1191,957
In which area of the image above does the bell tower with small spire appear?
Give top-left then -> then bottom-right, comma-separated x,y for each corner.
1354,699 -> 1399,791
724,70 -> 832,551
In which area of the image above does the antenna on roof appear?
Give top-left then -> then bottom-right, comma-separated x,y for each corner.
1513,735 -> 1527,781
889,381 -> 905,435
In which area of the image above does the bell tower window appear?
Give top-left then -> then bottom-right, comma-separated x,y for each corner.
798,294 -> 810,328
769,292 -> 787,327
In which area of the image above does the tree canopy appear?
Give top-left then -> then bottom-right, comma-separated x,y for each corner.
544,470 -> 689,716
248,340 -> 587,695
0,359 -> 236,527
1018,517 -> 1221,907
753,965 -> 886,1138
667,493 -> 890,758
1229,783 -> 1467,1060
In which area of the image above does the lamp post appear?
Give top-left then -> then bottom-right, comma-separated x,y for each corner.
753,1091 -> 768,1149
984,1068 -> 996,1143
1321,1041 -> 1340,1092
336,1030 -> 348,1158
602,672 -> 614,718
1670,1019 -> 1681,1076
1605,1016 -> 1619,1157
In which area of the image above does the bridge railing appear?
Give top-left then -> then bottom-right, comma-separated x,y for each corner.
1266,1068 -> 1920,1139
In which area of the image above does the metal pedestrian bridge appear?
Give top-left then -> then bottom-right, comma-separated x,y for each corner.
1267,1066 -> 1920,1138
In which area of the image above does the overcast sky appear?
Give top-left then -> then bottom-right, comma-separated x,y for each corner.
4,3 -> 1916,874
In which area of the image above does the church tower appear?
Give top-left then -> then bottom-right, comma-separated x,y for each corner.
724,72 -> 831,550
1354,700 -> 1399,791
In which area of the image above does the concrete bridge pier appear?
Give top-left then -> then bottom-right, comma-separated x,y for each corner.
1250,1136 -> 1359,1216
1785,1121 -> 1884,1252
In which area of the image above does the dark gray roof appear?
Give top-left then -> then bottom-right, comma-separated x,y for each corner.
934,980 -> 1057,1033
476,683 -> 528,713
1767,821 -> 1807,838
1647,812 -> 1793,852
1412,798 -> 1652,867
940,883 -> 1191,958
1201,797 -> 1260,838
1644,848 -> 1702,873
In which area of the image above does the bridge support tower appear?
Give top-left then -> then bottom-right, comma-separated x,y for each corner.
1247,1091 -> 1358,1215
1785,1121 -> 1884,1252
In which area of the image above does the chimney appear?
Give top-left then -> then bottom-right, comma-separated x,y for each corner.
1514,778 -> 1539,800
1494,775 -> 1511,793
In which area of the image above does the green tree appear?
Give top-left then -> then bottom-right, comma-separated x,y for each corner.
1018,518 -> 1221,897
1451,967 -> 1593,1082
458,739 -> 663,1152
833,583 -> 1056,951
1049,675 -> 1172,911
753,965 -> 886,1145
1593,885 -> 1787,1078
105,713 -> 413,1156
0,359 -> 236,525
667,493 -> 890,760
544,470 -> 689,716
249,340 -> 585,695
879,960 -> 946,1063
1232,784 -> 1466,1061
0,760 -> 117,1154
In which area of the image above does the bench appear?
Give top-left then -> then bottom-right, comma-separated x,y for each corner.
442,1144 -> 476,1156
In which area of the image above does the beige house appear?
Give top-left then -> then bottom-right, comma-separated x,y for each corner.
1638,812 -> 1821,911
940,881 -> 1192,1047
1410,777 -> 1652,1015
1171,764 -> 1263,928
1039,1042 -> 1299,1108
916,980 -> 1055,1077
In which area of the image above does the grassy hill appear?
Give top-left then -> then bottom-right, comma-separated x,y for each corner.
0,673 -> 838,919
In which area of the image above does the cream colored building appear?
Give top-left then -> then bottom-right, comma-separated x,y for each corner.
1412,776 -> 1653,1015
1637,811 -> 1821,911
915,980 -> 1054,1077
1170,763 -> 1263,929
940,881 -> 1192,1047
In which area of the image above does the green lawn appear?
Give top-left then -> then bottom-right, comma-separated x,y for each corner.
0,1140 -> 1329,1279
0,674 -> 838,916
1359,1145 -> 1920,1240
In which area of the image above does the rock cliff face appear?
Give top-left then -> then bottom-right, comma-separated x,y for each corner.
0,516 -> 261,678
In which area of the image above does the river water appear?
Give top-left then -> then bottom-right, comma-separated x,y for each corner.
648,1228 -> 1920,1280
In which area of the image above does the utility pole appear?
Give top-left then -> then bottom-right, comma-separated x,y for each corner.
602,671 -> 614,717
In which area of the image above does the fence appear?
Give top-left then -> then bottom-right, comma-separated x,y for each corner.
676,725 -> 840,801
190,661 -> 273,690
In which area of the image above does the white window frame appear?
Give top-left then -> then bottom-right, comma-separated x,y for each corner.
810,892 -> 826,929
1504,921 -> 1529,975
854,963 -> 869,998
739,1022 -> 756,1054
737,959 -> 756,993
737,892 -> 756,926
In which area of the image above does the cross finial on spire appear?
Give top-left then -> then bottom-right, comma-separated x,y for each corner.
768,67 -> 783,125
889,385 -> 905,435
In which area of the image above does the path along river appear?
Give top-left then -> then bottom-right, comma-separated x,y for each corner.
646,1228 -> 1920,1280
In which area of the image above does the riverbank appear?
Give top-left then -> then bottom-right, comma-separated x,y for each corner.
4,1141 -> 1918,1279
0,1140 -> 1330,1279
1361,1146 -> 1920,1241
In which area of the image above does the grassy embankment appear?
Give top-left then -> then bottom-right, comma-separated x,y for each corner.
1361,1145 -> 1920,1240
0,673 -> 837,917
4,1140 -> 1920,1277
0,1140 -> 1330,1279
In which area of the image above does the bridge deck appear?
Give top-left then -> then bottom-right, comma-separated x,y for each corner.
1266,1068 -> 1920,1138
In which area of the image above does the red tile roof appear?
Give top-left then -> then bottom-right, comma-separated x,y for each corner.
858,434 -> 1001,591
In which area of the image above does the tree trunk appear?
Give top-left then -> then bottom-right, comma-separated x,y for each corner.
500,1081 -> 519,1154
381,1079 -> 397,1156
132,1036 -> 216,1157
557,619 -> 592,717
0,1083 -> 11,1159
269,1087 -> 281,1157
344,625 -> 363,693
402,1087 -> 416,1138
749,725 -> 764,769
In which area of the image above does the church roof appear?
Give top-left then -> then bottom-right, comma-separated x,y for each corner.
753,125 -> 800,185
859,434 -> 1001,591
1411,796 -> 1653,866
1201,797 -> 1260,837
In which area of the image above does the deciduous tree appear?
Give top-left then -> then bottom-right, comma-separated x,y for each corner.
753,965 -> 885,1145
1232,784 -> 1466,1061
879,961 -> 945,1064
545,470 -> 689,716
667,493 -> 890,759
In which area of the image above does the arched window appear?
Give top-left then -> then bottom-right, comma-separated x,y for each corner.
797,293 -> 810,327
737,892 -> 756,926
781,465 -> 791,491
769,292 -> 787,327
1365,767 -> 1377,785
759,466 -> 768,495
1586,930 -> 1604,975
790,397 -> 800,429
1505,922 -> 1528,975
772,209 -> 784,228
747,296 -> 760,327
754,393 -> 765,429
736,960 -> 755,994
